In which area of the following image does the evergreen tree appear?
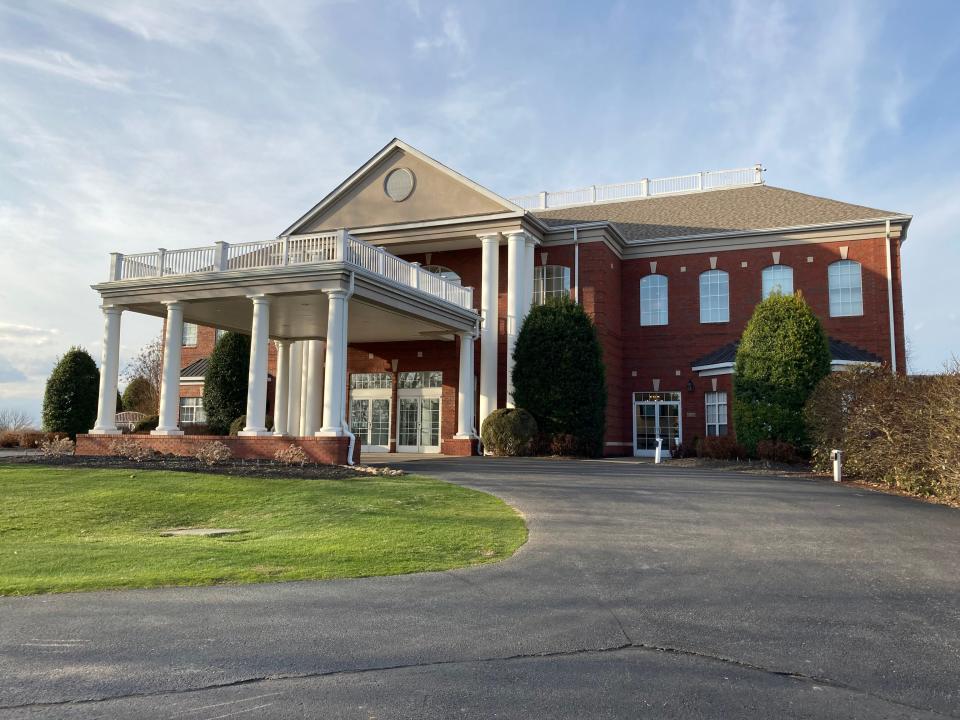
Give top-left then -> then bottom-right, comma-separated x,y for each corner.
42,347 -> 100,438
202,332 -> 250,434
121,376 -> 157,415
512,297 -> 607,456
732,292 -> 831,454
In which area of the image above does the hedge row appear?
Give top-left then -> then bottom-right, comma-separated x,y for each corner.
805,364 -> 960,501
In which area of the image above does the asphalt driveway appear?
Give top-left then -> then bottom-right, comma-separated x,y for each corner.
1,458 -> 958,719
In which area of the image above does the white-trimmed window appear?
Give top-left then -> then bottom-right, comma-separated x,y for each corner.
350,372 -> 393,389
705,392 -> 728,437
215,328 -> 228,343
179,397 -> 206,425
422,265 -> 461,285
762,264 -> 794,299
640,274 -> 668,326
181,322 -> 198,346
699,270 -> 729,323
398,371 -> 442,388
828,260 -> 863,317
533,265 -> 571,305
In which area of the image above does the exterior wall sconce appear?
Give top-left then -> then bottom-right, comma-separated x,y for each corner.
686,380 -> 695,393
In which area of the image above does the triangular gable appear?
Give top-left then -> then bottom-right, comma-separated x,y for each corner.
281,138 -> 523,236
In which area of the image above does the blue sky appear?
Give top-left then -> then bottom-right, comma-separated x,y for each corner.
1,0 -> 959,421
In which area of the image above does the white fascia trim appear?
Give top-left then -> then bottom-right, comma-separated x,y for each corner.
343,211 -> 526,236
691,361 -> 734,373
280,138 -> 525,237
181,377 -> 205,383
831,360 -> 881,367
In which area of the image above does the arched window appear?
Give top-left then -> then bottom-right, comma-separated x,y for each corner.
422,265 -> 461,285
828,260 -> 863,317
640,274 -> 668,326
699,269 -> 729,323
762,264 -> 794,299
533,265 -> 571,305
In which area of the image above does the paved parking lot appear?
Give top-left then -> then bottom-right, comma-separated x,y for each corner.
1,457 -> 958,718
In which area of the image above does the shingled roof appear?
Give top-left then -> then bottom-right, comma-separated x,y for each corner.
532,185 -> 906,242
691,337 -> 882,369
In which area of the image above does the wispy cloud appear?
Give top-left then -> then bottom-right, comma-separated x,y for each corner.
0,48 -> 130,90
413,7 -> 467,57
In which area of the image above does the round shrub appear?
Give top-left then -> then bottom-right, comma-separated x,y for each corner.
480,408 -> 538,456
229,415 -> 274,436
42,347 -> 100,438
122,376 -> 157,415
132,415 -> 159,434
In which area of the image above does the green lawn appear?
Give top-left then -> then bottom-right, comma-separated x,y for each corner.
0,465 -> 526,595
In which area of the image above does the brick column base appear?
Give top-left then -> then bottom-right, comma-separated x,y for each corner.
76,434 -> 354,466
440,437 -> 478,456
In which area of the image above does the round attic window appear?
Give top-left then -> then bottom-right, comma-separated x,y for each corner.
384,167 -> 415,202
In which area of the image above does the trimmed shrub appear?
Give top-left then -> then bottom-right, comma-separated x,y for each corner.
122,376 -> 157,415
732,293 -> 831,455
512,297 -> 607,456
480,408 -> 538,456
699,436 -> 747,461
274,444 -> 308,466
196,440 -> 232,465
203,332 -> 251,435
133,415 -> 159,434
228,415 -> 273,436
756,439 -> 803,464
42,347 -> 100,438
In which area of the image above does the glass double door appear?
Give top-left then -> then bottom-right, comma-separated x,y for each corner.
350,397 -> 391,452
397,396 -> 441,453
633,391 -> 682,457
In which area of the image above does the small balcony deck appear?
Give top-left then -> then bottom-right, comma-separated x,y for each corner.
106,230 -> 474,312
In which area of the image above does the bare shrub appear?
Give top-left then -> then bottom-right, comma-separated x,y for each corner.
195,440 -> 232,466
274,444 -> 308,466
39,436 -> 75,456
109,438 -> 155,462
699,435 -> 748,461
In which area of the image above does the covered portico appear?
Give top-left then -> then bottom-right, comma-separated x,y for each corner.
81,231 -> 483,464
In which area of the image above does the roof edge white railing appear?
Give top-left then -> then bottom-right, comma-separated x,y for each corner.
106,230 -> 474,311
510,164 -> 764,211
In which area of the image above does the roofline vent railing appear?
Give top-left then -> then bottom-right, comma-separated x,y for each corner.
106,230 -> 474,311
510,164 -> 764,211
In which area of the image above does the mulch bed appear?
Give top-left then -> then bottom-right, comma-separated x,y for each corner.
0,454 -> 404,480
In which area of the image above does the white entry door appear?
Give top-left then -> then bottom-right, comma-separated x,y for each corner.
350,397 -> 391,452
396,371 -> 442,453
633,391 -> 682,457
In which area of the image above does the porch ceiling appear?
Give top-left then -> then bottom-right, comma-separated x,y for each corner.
122,292 -> 459,343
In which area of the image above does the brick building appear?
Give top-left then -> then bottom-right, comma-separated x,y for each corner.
81,139 -> 908,462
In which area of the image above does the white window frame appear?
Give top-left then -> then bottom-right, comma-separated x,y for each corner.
640,274 -> 668,326
828,260 -> 864,317
181,322 -> 198,347
533,265 -> 571,305
699,270 -> 730,323
762,264 -> 794,299
179,396 -> 206,425
705,391 -> 728,437
215,328 -> 228,343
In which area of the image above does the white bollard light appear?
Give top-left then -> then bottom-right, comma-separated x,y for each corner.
831,449 -> 843,483
654,437 -> 663,464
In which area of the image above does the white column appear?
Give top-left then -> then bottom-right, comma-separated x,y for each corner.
505,231 -> 526,408
304,340 -> 324,435
523,235 -> 536,319
478,234 -> 500,430
455,332 -> 476,439
239,295 -> 272,436
153,301 -> 185,436
273,340 -> 291,436
287,341 -> 303,435
91,305 -> 123,435
319,289 -> 349,436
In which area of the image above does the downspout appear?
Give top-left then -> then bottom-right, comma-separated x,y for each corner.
341,272 -> 357,464
884,219 -> 898,374
573,226 -> 580,303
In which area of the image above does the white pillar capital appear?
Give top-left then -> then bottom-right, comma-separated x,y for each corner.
247,293 -> 272,305
325,288 -> 349,301
162,300 -> 185,309
478,232 -> 502,244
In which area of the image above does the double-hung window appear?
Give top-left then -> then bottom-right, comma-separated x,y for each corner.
705,392 -> 728,436
179,397 -> 206,425
762,264 -> 794,299
181,322 -> 198,347
533,265 -> 571,305
828,260 -> 863,317
699,270 -> 729,323
640,274 -> 668,326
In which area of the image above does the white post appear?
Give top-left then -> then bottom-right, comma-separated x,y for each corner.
152,301 -> 185,436
455,332 -> 476,439
505,232 -> 525,408
478,234 -> 500,429
214,241 -> 229,271
157,248 -> 167,277
523,235 -> 536,319
287,341 -> 303,435
304,340 -> 324,435
109,253 -> 124,282
239,295 -> 272,436
318,290 -> 348,436
832,449 -> 843,483
273,340 -> 291,436
90,305 -> 124,435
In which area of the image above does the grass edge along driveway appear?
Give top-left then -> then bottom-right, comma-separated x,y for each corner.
0,465 -> 527,595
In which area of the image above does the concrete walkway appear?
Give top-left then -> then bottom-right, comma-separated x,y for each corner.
1,458 -> 958,718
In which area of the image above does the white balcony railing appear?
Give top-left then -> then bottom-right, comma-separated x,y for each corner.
107,230 -> 474,311
510,164 -> 764,210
